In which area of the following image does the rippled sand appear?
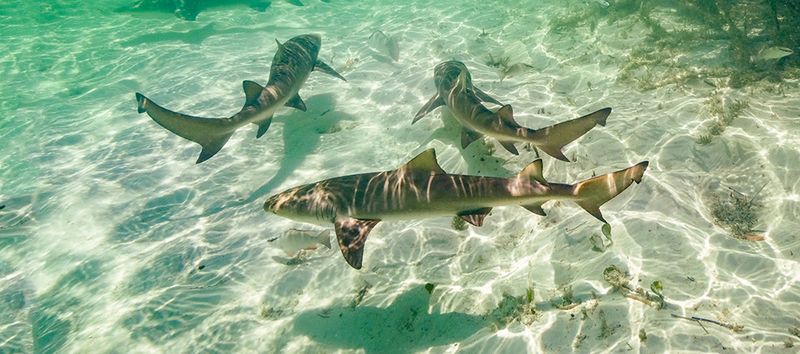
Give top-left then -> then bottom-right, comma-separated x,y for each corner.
1,0 -> 799,353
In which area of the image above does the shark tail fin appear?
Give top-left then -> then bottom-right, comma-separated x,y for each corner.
135,93 -> 235,163
571,161 -> 649,223
529,107 -> 611,162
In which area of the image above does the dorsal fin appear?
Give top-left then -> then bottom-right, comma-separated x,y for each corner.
242,80 -> 264,105
275,38 -> 284,49
497,105 -> 518,125
518,159 -> 548,186
404,148 -> 445,174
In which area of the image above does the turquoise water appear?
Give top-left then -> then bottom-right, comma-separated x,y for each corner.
1,0 -> 799,353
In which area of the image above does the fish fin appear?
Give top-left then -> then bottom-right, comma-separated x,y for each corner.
460,128 -> 483,148
275,38 -> 284,50
572,161 -> 649,223
317,230 -> 332,249
496,104 -> 518,125
285,94 -> 307,111
517,159 -> 548,186
197,134 -> 234,163
242,80 -> 264,105
404,148 -> 445,174
457,207 -> 492,227
286,0 -> 304,5
135,93 -> 234,163
522,204 -> 546,216
412,94 -> 444,124
254,115 -> 273,138
530,107 -> 611,161
315,60 -> 347,82
454,70 -> 469,92
334,218 -> 380,269
499,141 -> 519,155
474,86 -> 502,105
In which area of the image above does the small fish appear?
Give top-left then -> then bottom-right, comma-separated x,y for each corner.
268,229 -> 332,256
755,46 -> 793,61
368,30 -> 400,62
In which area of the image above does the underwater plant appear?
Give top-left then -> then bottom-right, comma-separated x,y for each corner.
602,265 -> 666,309
695,92 -> 749,144
710,184 -> 765,240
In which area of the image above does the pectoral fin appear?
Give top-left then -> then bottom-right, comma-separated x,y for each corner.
412,94 -> 444,124
315,60 -> 347,82
457,208 -> 492,227
254,115 -> 273,138
499,141 -> 519,155
334,218 -> 380,269
461,128 -> 483,148
285,94 -> 307,111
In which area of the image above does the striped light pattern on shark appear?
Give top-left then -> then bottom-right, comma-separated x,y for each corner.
414,61 -> 609,161
265,149 -> 648,269
135,34 -> 346,163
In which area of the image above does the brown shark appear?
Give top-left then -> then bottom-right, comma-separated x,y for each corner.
135,34 -> 346,163
264,149 -> 648,269
413,61 -> 608,161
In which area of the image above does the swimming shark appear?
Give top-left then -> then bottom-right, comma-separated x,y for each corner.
413,61 -> 609,161
264,148 -> 648,269
135,34 -> 346,163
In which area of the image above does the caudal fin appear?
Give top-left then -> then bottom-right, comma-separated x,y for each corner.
135,93 -> 235,163
572,161 -> 648,222
531,108 -> 611,162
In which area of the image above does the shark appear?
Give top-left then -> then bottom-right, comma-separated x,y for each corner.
413,60 -> 609,161
135,34 -> 346,163
264,148 -> 648,269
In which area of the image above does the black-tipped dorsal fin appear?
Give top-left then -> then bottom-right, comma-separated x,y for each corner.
518,159 -> 548,186
404,148 -> 445,174
457,207 -> 492,227
315,60 -> 347,82
460,128 -> 483,148
285,94 -> 307,111
334,218 -> 380,269
243,80 -> 264,105
412,93 -> 444,124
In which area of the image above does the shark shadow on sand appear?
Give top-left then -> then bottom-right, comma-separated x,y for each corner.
119,23 -> 282,46
117,0 -> 274,21
291,285 -> 490,354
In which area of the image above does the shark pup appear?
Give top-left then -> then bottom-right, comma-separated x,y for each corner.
135,34 -> 346,163
265,149 -> 648,269
414,61 -> 608,161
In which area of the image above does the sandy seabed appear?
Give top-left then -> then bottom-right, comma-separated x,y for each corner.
0,0 -> 798,353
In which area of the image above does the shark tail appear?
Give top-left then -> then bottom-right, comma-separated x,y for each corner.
529,108 -> 611,162
135,93 -> 236,163
571,161 -> 649,223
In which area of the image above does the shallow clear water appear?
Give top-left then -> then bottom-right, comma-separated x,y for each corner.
1,0 -> 799,353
